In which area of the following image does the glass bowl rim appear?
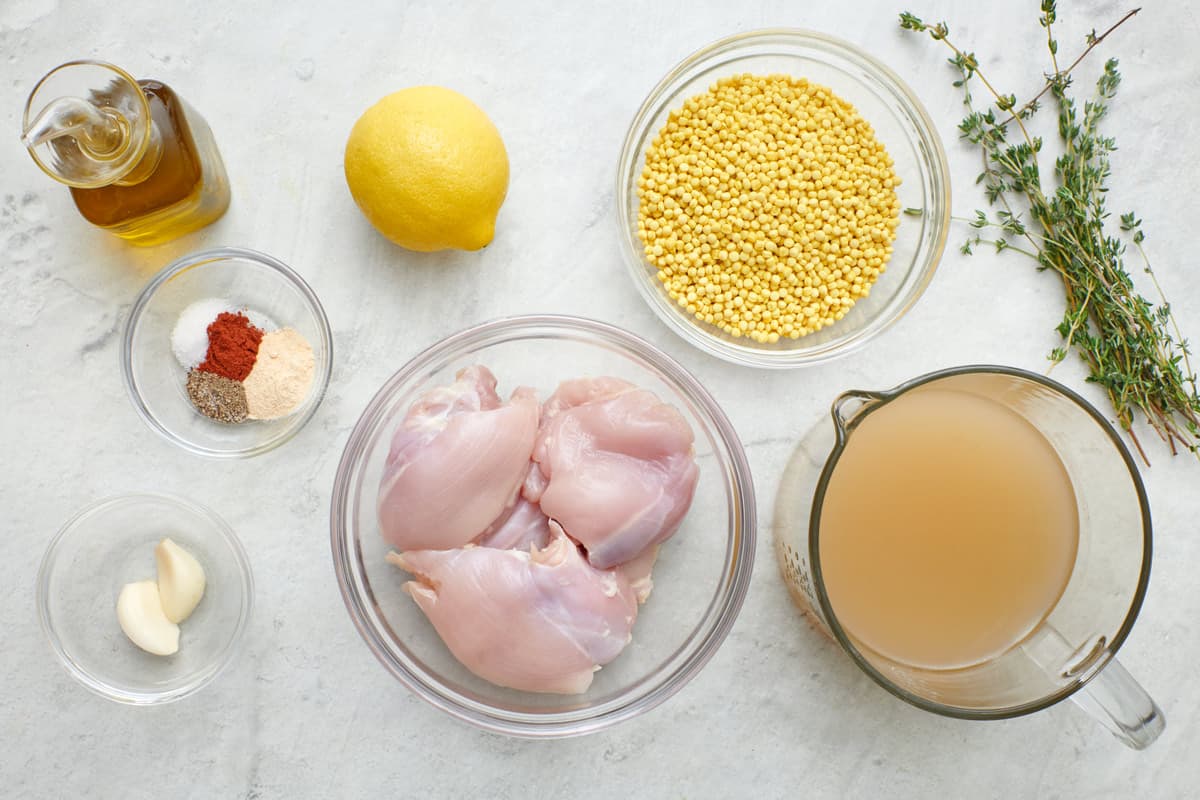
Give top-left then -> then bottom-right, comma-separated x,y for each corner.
616,26 -> 952,369
329,313 -> 757,737
120,245 -> 334,459
36,491 -> 256,706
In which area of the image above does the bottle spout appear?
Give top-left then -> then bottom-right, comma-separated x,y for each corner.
21,96 -> 127,155
22,60 -> 153,189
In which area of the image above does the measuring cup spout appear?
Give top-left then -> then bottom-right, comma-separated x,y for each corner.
831,390 -> 885,436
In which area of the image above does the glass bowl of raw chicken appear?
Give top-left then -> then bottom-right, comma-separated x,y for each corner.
330,315 -> 756,737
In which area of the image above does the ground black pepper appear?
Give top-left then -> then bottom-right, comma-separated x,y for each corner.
186,369 -> 249,423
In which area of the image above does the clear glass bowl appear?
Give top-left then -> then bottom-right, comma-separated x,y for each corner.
121,246 -> 333,458
36,493 -> 254,705
617,29 -> 951,368
330,315 -> 756,737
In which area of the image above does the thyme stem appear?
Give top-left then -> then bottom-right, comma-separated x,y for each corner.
1007,7 -> 1142,126
900,4 -> 1200,462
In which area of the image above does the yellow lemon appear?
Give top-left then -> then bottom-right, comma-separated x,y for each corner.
344,86 -> 509,252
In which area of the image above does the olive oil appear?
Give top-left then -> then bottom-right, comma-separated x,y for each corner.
69,81 -> 229,244
22,61 -> 230,246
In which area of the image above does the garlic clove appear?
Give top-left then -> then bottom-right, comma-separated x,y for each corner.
155,538 -> 206,624
117,581 -> 180,656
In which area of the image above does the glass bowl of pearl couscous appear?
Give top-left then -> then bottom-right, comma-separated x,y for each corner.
617,29 -> 950,368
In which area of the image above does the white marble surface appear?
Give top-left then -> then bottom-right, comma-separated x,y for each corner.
3,0 -> 1198,796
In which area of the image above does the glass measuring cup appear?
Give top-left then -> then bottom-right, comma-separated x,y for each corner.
774,365 -> 1163,749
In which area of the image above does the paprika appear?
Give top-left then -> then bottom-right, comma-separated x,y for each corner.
197,312 -> 263,381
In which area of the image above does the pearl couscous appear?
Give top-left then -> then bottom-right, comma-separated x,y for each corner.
636,74 -> 900,344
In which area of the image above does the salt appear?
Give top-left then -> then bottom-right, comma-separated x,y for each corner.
171,298 -> 234,368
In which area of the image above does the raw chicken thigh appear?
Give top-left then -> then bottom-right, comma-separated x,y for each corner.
388,522 -> 637,694
541,376 -> 636,417
473,462 -> 552,550
620,544 -> 659,604
533,378 -> 699,569
474,496 -> 551,551
379,368 -> 700,695
378,366 -> 539,551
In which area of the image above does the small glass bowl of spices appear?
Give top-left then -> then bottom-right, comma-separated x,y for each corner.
122,247 -> 332,457
617,29 -> 951,368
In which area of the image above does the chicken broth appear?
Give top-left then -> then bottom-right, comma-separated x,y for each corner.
817,387 -> 1079,671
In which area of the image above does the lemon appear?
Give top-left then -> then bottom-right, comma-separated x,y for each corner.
344,86 -> 509,252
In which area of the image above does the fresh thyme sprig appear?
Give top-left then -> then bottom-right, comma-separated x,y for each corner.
900,3 -> 1200,462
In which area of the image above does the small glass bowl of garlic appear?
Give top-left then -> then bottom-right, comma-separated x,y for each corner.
36,493 -> 254,704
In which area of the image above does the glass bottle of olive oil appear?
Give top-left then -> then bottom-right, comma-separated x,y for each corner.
21,60 -> 231,246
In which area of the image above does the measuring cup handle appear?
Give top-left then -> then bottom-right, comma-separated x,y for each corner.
1070,657 -> 1165,750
